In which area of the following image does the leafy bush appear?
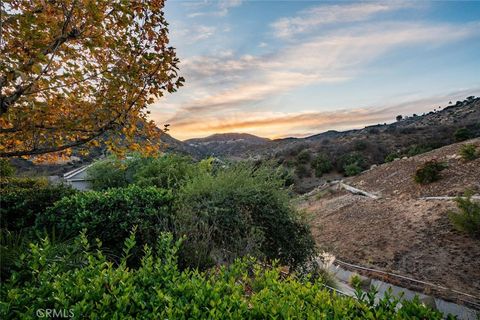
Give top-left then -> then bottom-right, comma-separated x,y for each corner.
384,152 -> 399,163
87,156 -> 129,190
176,163 -> 315,269
37,185 -> 174,262
132,154 -> 196,189
414,160 -> 447,184
0,229 -> 84,281
353,140 -> 368,151
312,154 -> 332,177
406,145 -> 432,157
344,162 -> 363,177
87,154 -> 197,191
459,144 -> 478,161
0,232 -> 447,320
337,153 -> 365,174
0,159 -> 14,177
0,178 -> 76,232
454,128 -> 472,142
296,149 -> 312,164
448,192 -> 480,238
295,163 -> 311,178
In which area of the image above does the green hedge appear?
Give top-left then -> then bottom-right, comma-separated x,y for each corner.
37,185 -> 174,261
0,232 -> 447,319
0,178 -> 76,232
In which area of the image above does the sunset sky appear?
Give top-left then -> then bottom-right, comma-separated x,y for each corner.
150,0 -> 480,140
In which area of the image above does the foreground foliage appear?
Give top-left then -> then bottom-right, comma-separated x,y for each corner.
0,178 -> 76,232
0,232 -> 447,319
37,185 -> 174,263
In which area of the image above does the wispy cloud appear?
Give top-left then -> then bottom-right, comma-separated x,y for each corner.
161,88 -> 480,140
165,21 -> 478,124
187,0 -> 242,18
156,1 -> 480,140
271,1 -> 415,38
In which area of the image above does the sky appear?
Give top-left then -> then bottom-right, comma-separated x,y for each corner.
150,0 -> 480,140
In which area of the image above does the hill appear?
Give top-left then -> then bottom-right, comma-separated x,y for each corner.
193,97 -> 479,193
298,138 -> 480,302
184,133 -> 270,157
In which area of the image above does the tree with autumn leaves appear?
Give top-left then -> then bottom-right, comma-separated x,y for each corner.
0,0 -> 184,159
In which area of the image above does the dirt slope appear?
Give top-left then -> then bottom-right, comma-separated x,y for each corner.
299,138 -> 480,303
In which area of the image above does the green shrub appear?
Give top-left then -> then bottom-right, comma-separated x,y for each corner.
353,140 -> 368,151
344,162 -> 363,176
0,232 -> 447,319
132,154 -> 196,189
0,178 -> 76,232
295,163 -> 311,178
176,163 -> 315,269
37,185 -> 174,262
454,127 -> 472,142
0,159 -> 14,177
414,160 -> 447,184
87,154 -> 197,191
0,229 -> 84,281
459,144 -> 478,161
384,152 -> 399,163
312,154 -> 332,177
296,149 -> 311,164
337,153 -> 365,173
87,156 -> 129,190
448,192 -> 480,238
406,145 -> 432,157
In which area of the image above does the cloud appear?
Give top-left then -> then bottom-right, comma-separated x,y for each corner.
165,21 -> 478,124
271,1 -> 415,38
187,0 -> 242,18
158,88 -> 480,140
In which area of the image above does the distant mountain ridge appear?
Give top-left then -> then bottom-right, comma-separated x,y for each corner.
182,97 -> 480,159
184,133 -> 270,156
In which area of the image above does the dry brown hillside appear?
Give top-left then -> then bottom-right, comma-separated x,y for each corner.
299,138 -> 480,303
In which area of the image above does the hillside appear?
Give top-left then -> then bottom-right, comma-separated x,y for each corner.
298,138 -> 480,302
184,133 -> 270,156
189,97 -> 479,161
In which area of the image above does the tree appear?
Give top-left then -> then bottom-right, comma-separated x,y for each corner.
396,115 -> 403,122
0,1 -> 184,158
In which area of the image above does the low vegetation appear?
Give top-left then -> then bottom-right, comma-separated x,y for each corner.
448,192 -> 480,238
339,153 -> 365,176
454,127 -> 473,142
459,144 -> 478,161
0,231 -> 447,319
312,154 -> 332,177
414,160 -> 447,184
176,162 -> 315,269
